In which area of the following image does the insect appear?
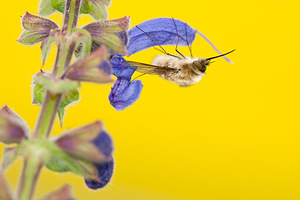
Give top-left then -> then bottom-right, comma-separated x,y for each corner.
122,19 -> 235,87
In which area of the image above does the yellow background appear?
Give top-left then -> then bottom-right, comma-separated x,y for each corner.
1,0 -> 300,199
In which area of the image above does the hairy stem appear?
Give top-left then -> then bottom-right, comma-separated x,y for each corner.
18,0 -> 82,199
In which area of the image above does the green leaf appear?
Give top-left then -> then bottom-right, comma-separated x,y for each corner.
57,89 -> 80,127
90,2 -> 108,20
80,0 -> 94,14
33,78 -> 80,127
51,0 -> 65,13
39,0 -> 56,16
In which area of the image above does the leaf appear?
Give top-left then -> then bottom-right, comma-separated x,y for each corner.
33,76 -> 80,127
38,185 -> 73,200
80,0 -> 94,14
51,0 -> 65,13
39,0 -> 56,16
57,89 -> 80,127
1,147 -> 18,172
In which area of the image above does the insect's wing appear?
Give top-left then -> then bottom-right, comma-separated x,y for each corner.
121,60 -> 173,75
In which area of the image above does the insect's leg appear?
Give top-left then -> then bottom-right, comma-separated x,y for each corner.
131,70 -> 155,81
136,26 -> 180,59
185,23 -> 193,58
172,18 -> 186,59
153,46 -> 165,54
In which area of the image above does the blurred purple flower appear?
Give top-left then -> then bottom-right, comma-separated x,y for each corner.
84,131 -> 114,190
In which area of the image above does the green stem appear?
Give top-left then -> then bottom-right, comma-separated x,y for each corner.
18,0 -> 82,199
17,142 -> 44,200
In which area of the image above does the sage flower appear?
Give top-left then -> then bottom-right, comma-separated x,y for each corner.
109,18 -> 233,111
84,131 -> 114,189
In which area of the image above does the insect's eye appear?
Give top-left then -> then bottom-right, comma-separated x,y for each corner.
193,61 -> 206,73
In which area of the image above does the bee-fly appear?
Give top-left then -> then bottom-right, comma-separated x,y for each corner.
122,19 -> 235,87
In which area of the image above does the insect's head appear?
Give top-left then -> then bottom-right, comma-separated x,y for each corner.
192,59 -> 209,73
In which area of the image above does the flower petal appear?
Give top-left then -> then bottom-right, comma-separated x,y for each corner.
84,158 -> 114,190
127,18 -> 197,55
110,56 -> 135,80
109,78 -> 143,111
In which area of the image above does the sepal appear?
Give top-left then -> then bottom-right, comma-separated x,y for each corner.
19,139 -> 99,181
1,147 -> 18,172
51,0 -> 65,13
0,173 -> 15,200
83,16 -> 130,55
0,105 -> 29,144
54,121 -> 110,163
39,0 -> 56,16
38,185 -> 73,200
90,1 -> 108,20
35,72 -> 80,95
73,28 -> 92,59
64,46 -> 114,84
18,12 -> 58,46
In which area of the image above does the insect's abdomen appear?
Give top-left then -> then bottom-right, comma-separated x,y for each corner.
152,55 -> 205,87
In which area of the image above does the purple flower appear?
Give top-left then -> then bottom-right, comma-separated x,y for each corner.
85,159 -> 114,189
84,131 -> 114,190
109,18 -> 233,111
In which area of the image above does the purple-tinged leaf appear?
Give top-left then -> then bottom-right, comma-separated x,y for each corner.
54,121 -> 110,163
127,18 -> 196,55
64,46 -> 114,84
1,147 -> 18,172
85,158 -> 114,190
18,12 -> 58,45
0,173 -> 14,200
109,78 -> 143,111
0,105 -> 29,144
38,185 -> 73,200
